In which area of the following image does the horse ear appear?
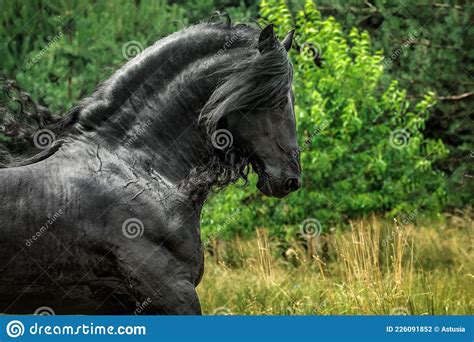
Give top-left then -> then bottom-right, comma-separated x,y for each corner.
258,23 -> 277,53
282,29 -> 295,52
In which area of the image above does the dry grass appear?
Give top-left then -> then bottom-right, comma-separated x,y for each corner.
198,215 -> 473,315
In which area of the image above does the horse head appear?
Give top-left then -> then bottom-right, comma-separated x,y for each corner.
202,24 -> 300,198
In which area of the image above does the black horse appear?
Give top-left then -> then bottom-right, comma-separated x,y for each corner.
0,22 -> 300,314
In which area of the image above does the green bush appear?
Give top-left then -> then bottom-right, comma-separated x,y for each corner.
201,0 -> 448,241
285,0 -> 473,208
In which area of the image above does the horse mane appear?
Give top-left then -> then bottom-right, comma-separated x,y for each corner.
199,31 -> 293,134
67,20 -> 292,137
66,22 -> 261,135
1,18 -> 293,181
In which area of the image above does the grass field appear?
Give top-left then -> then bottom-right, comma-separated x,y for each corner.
198,215 -> 473,315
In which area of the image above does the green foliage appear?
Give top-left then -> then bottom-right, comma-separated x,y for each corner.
201,0 -> 448,241
284,0 -> 473,208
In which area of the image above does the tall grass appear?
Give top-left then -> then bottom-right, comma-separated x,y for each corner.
198,216 -> 473,315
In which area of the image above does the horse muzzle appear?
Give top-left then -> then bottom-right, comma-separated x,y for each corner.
256,172 -> 301,198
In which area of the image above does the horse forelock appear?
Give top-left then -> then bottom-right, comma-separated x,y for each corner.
199,41 -> 293,135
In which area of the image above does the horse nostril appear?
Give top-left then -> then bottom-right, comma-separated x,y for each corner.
284,177 -> 301,192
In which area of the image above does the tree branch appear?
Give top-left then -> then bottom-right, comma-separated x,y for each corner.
437,92 -> 474,101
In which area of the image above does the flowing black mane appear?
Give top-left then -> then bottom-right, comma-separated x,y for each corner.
198,27 -> 293,134
67,21 -> 292,136
1,21 -> 293,195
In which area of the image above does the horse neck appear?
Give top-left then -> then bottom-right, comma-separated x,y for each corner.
69,25 -> 255,186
